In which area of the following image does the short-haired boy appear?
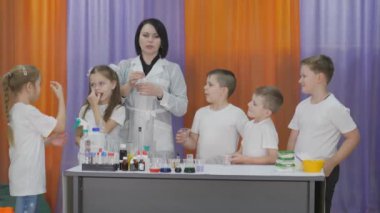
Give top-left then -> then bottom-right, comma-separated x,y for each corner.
231,86 -> 284,164
176,69 -> 248,163
287,55 -> 360,213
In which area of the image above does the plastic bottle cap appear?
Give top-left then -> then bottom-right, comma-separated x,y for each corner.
92,127 -> 100,132
120,143 -> 127,149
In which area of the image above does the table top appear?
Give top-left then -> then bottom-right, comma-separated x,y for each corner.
64,164 -> 325,181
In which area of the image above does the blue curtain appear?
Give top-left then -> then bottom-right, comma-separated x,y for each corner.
300,1 -> 380,212
57,1 -> 185,212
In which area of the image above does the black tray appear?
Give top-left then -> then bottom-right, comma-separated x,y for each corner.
82,164 -> 118,171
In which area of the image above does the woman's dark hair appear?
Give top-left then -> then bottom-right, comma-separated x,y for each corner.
134,18 -> 169,58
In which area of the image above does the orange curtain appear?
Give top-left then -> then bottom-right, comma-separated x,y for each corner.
184,0 -> 300,149
0,0 -> 67,211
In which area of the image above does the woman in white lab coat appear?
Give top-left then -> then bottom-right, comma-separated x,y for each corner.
111,18 -> 188,158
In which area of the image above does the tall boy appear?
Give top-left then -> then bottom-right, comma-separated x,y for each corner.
231,86 -> 283,164
287,55 -> 360,213
176,69 -> 248,163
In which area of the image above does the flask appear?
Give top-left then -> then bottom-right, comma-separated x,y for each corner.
184,154 -> 195,173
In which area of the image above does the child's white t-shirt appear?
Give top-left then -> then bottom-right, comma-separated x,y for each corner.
288,94 -> 357,159
9,102 -> 57,196
191,104 -> 248,163
79,104 -> 126,152
242,118 -> 279,157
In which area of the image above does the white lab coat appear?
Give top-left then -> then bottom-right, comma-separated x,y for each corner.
112,56 -> 188,158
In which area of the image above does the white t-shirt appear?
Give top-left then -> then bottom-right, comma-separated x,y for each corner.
79,104 -> 126,152
192,104 -> 248,163
242,118 -> 279,157
9,103 -> 57,196
288,94 -> 357,159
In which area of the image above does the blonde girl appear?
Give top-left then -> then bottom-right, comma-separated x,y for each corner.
1,65 -> 66,213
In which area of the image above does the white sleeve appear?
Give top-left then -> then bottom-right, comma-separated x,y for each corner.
27,105 -> 57,137
262,125 -> 279,149
159,63 -> 188,117
288,105 -> 300,130
235,109 -> 248,136
328,106 -> 357,133
191,109 -> 202,134
78,105 -> 87,118
110,105 -> 126,126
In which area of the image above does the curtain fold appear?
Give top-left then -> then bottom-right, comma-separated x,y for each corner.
300,0 -> 380,212
0,0 -> 67,211
184,0 -> 300,149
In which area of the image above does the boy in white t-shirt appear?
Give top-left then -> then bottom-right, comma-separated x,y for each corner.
231,86 -> 283,164
287,55 -> 360,213
176,69 -> 248,163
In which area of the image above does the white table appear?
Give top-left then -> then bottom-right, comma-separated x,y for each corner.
63,164 -> 325,213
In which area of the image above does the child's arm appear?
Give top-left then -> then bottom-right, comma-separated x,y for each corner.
50,81 -> 66,133
324,128 -> 360,176
231,149 -> 277,165
287,129 -> 299,150
44,133 -> 67,146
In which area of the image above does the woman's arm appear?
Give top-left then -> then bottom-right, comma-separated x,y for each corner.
157,64 -> 188,117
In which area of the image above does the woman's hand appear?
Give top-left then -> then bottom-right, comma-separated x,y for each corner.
128,71 -> 145,88
136,82 -> 163,98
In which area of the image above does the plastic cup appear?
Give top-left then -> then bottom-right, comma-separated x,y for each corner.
177,128 -> 190,139
224,155 -> 231,165
195,159 -> 205,172
303,159 -> 325,173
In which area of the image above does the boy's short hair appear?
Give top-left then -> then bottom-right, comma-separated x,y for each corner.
207,69 -> 236,97
255,86 -> 284,113
301,54 -> 334,84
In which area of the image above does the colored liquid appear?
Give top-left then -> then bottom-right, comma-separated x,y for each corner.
160,167 -> 172,173
184,167 -> 195,173
149,168 -> 160,173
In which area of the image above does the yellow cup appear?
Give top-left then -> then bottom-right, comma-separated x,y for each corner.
303,159 -> 325,173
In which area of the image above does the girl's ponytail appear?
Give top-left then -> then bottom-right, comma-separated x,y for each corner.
2,72 -> 14,145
